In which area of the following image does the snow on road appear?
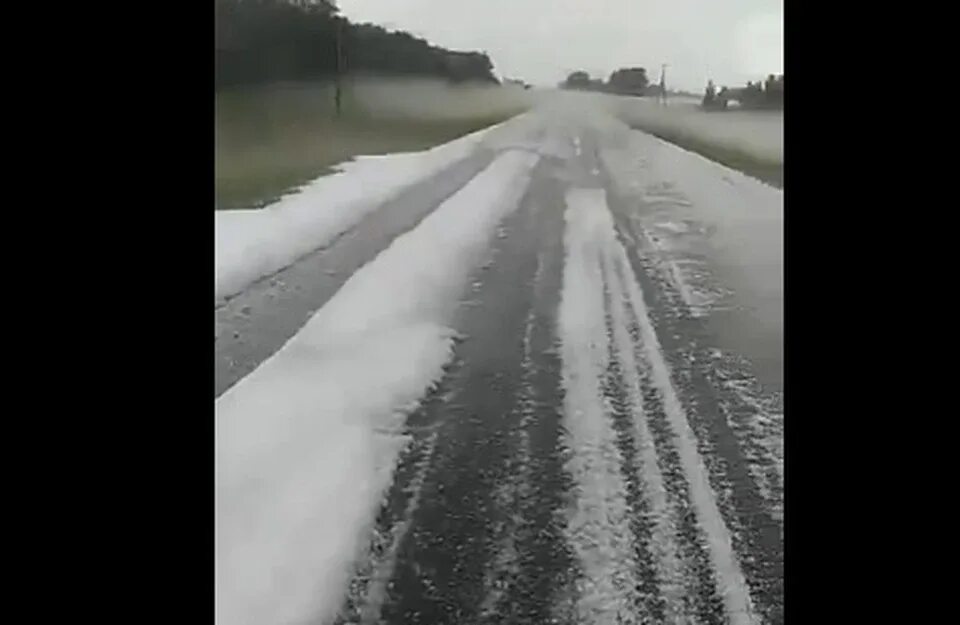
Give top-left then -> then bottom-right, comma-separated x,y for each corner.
215,121 -> 503,303
559,188 -> 758,624
215,97 -> 783,625
600,125 -> 784,512
216,149 -> 539,625
558,189 -> 642,623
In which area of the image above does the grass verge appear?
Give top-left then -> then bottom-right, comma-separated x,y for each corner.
216,79 -> 531,210
216,112 -> 520,210
627,125 -> 783,189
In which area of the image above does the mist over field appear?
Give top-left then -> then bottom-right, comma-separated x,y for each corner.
215,78 -> 540,209
614,96 -> 782,164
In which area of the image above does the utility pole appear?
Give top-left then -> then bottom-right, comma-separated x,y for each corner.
334,16 -> 343,117
659,63 -> 669,107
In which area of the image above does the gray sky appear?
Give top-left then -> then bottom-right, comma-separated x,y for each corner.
338,0 -> 783,91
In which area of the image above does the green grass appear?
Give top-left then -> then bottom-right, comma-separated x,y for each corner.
627,125 -> 783,189
215,82 -> 526,210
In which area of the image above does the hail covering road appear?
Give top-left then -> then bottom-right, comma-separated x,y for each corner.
215,94 -> 783,625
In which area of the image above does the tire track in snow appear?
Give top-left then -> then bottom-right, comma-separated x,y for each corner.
497,159 -> 578,625
563,186 -> 720,624
618,258 -> 731,625
615,231 -> 783,624
476,192 -> 552,623
476,289 -> 537,623
612,235 -> 759,624
562,187 -> 759,624
600,242 -> 699,625
338,157 -> 556,625
599,267 -> 665,620
619,156 -> 782,492
600,156 -> 783,623
337,429 -> 440,625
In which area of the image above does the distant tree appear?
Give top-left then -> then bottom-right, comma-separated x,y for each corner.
706,74 -> 782,111
563,71 -> 592,89
764,73 -> 783,107
441,51 -> 499,84
607,67 -> 649,95
215,0 -> 498,89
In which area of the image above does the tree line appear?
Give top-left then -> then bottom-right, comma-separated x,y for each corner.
561,66 -> 784,110
216,0 -> 499,89
561,68 -> 658,96
703,75 -> 783,110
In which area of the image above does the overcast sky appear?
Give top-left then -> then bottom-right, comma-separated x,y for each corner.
338,0 -> 782,91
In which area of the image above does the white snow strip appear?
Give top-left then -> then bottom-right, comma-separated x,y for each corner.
666,257 -> 706,317
612,226 -> 758,624
599,238 -> 691,625
293,150 -> 538,347
216,149 -> 539,625
559,188 -> 642,624
642,194 -> 694,208
215,122 -> 501,303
